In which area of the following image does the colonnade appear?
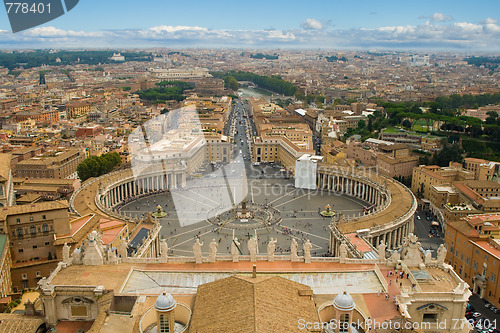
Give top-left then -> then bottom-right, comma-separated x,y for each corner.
102,172 -> 187,209
318,168 -> 415,251
317,172 -> 386,210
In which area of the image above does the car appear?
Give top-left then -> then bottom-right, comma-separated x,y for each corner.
491,307 -> 499,314
416,216 -> 421,220
485,302 -> 492,308
472,312 -> 482,318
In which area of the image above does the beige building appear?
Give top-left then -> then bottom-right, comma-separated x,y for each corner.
0,234 -> 12,298
14,148 -> 86,179
0,153 -> 15,207
445,213 -> 500,307
0,200 -> 70,291
411,163 -> 475,199
464,157 -> 500,181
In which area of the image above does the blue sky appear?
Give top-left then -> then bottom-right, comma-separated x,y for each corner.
1,0 -> 500,50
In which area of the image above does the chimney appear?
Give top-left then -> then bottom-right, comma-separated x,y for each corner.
252,264 -> 257,278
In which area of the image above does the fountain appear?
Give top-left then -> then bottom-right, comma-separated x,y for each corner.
320,204 -> 336,217
152,205 -> 167,218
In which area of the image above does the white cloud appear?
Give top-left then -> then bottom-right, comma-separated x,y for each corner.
24,26 -> 102,38
0,17 -> 499,50
482,17 -> 500,33
301,18 -> 323,30
149,25 -> 208,34
430,13 -> 452,22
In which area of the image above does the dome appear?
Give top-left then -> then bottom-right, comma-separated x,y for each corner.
333,291 -> 355,311
155,292 -> 177,311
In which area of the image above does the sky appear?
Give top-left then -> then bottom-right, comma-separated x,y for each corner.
0,0 -> 500,51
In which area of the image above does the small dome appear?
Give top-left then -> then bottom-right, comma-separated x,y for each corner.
333,291 -> 355,311
155,292 -> 177,311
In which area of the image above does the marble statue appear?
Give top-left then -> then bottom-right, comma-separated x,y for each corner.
89,230 -> 97,242
193,238 -> 203,264
390,250 -> 401,262
160,239 -> 169,260
339,241 -> 348,259
209,239 -> 218,262
62,243 -> 70,264
303,239 -> 313,263
71,248 -> 82,265
267,238 -> 277,262
290,239 -> 298,261
248,236 -> 258,262
231,238 -> 240,262
437,244 -> 447,264
118,239 -> 128,258
402,233 -> 423,267
377,240 -> 387,261
424,251 -> 432,264
107,247 -> 118,265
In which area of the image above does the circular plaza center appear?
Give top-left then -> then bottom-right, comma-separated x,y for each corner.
117,167 -> 367,257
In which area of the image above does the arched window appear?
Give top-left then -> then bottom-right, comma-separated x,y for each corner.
42,224 -> 49,233
30,225 -> 36,235
159,314 -> 169,333
16,227 -> 23,237
340,314 -> 350,333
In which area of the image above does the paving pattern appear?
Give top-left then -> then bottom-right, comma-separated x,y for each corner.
119,175 -> 366,257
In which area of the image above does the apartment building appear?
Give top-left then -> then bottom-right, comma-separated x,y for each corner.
445,213 -> 500,307
14,148 -> 86,179
0,200 -> 70,291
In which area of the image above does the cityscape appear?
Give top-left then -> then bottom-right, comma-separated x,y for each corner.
0,2 -> 499,333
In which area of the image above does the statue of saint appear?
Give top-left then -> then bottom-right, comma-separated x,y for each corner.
303,240 -> 313,263
160,239 -> 169,260
339,241 -> 348,259
193,238 -> 204,264
377,240 -> 387,261
231,238 -> 240,262
290,239 -> 298,261
248,236 -> 258,262
437,244 -> 447,264
267,238 -> 277,262
62,243 -> 70,264
209,239 -> 218,262
118,239 -> 128,258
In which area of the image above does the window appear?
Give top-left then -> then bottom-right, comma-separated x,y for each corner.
30,225 -> 36,235
16,218 -> 20,224
42,215 -> 46,220
339,314 -> 350,333
36,271 -> 41,277
473,261 -> 478,270
21,273 -> 27,280
18,249 -> 23,253
42,224 -> 48,233
44,242 -> 50,246
32,245 -> 37,249
16,227 -> 23,237
159,314 -> 169,333
490,273 -> 495,283
29,217 -> 34,222
423,313 -> 438,322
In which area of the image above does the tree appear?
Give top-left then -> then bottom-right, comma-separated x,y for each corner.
402,119 -> 412,129
77,152 -> 121,181
432,143 -> 464,167
367,115 -> 373,132
224,76 -> 239,91
358,120 -> 366,129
